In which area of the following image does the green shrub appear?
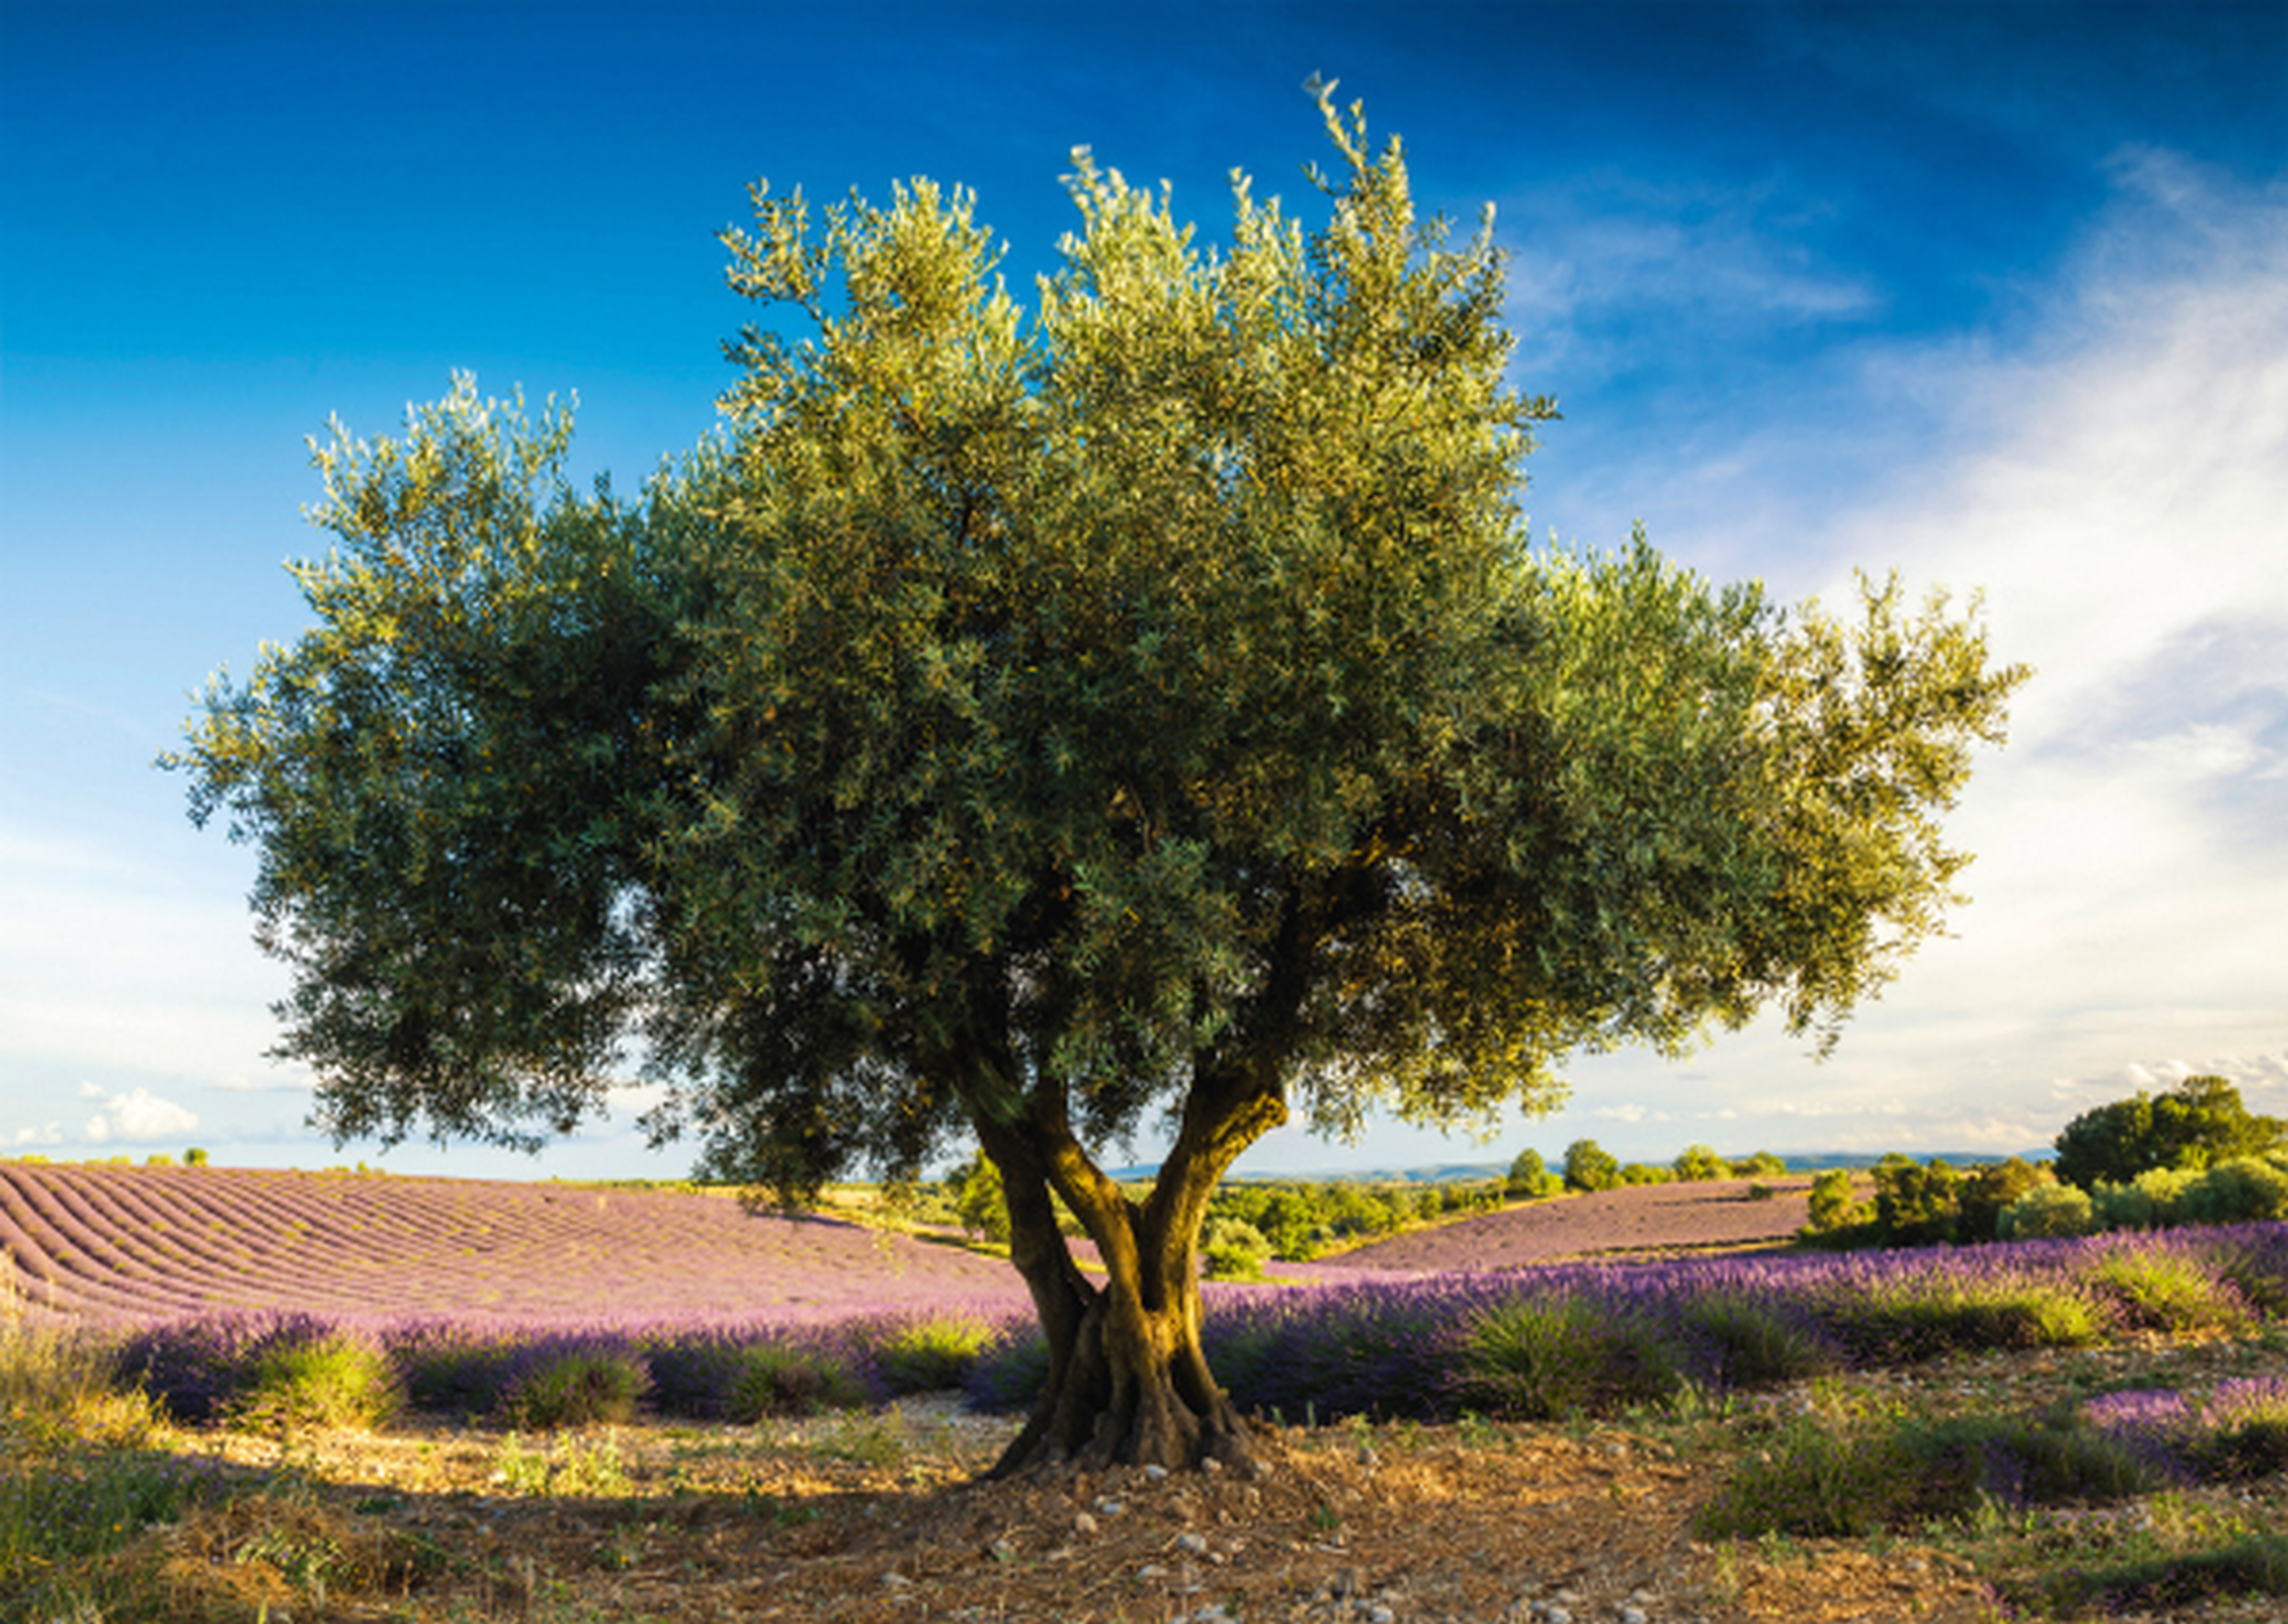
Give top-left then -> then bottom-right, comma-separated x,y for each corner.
1202,1218 -> 1272,1282
874,1317 -> 993,1394
2181,1156 -> 2288,1224
945,1152 -> 1011,1245
497,1348 -> 651,1429
1732,1151 -> 1788,1178
183,1146 -> 210,1167
1999,1180 -> 2095,1239
232,1331 -> 400,1433
1840,1278 -> 2101,1362
1679,1295 -> 1837,1387
1805,1168 -> 1871,1236
2087,1247 -> 2245,1335
1872,1156 -> 1960,1246
1671,1144 -> 1730,1182
1617,1162 -> 1671,1186
1956,1157 -> 2049,1243
1694,1422 -> 1922,1540
1454,1297 -> 1677,1419
1562,1139 -> 1620,1194
726,1346 -> 867,1422
2091,1166 -> 2203,1230
2054,1075 -> 2287,1191
2046,1533 -> 2288,1615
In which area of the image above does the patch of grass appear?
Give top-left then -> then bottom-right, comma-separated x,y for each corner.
872,1316 -> 992,1395
1697,1405 -> 2163,1543
1678,1294 -> 1839,1389
492,1432 -> 631,1497
231,1331 -> 400,1434
725,1345 -> 868,1422
1453,1296 -> 1678,1420
1694,1416 -> 1921,1540
498,1348 -> 652,1430
2041,1531 -> 2288,1615
1832,1277 -> 2102,1364
2086,1246 -> 2246,1336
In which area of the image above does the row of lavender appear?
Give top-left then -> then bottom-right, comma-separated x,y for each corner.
0,1160 -> 1021,1326
978,1222 -> 2288,1422
93,1221 -> 2288,1431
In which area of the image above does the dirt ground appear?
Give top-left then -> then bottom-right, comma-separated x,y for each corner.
147,1393 -> 1994,1624
125,1330 -> 2288,1624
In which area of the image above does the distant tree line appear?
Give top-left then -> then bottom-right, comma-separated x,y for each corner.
1802,1075 -> 2288,1248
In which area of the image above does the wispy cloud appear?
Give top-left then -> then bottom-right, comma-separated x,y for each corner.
1500,169 -> 1880,382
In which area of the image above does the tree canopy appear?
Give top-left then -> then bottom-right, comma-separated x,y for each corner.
2052,1075 -> 2285,1191
173,91 -> 2026,1472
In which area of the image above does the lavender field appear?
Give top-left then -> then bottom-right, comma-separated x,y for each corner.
0,1160 -> 1027,1329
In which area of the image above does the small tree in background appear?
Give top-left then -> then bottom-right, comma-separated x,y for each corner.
1506,1147 -> 1552,1200
1872,1156 -> 1960,1246
1564,1139 -> 1622,1193
1806,1168 -> 1872,1236
1956,1156 -> 2049,1242
1672,1144 -> 1730,1182
946,1151 -> 1011,1246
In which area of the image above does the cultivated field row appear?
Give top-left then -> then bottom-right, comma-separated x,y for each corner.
0,1162 -> 1027,1328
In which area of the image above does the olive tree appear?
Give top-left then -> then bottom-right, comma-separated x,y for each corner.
173,91 -> 2024,1474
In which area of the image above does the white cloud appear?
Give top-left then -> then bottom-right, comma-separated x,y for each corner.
80,1086 -> 200,1145
7,1123 -> 63,1148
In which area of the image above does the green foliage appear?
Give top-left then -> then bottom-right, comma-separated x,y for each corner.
1804,1168 -> 1871,1237
725,1346 -> 868,1421
874,1317 -> 994,1394
2092,1166 -> 2201,1230
1837,1277 -> 2102,1361
1671,1144 -> 1729,1182
1618,1160 -> 1672,1186
1871,1156 -> 1959,1246
1999,1180 -> 2097,1239
1201,1217 -> 1273,1281
1454,1297 -> 1678,1419
1697,1408 -> 2159,1542
232,1331 -> 401,1433
1731,1150 -> 1787,1178
1206,1179 -> 1425,1259
1955,1156 -> 2048,1243
2087,1247 -> 2247,1336
182,1146 -> 210,1167
493,1431 -> 632,1496
496,1349 -> 652,1430
2179,1156 -> 2288,1224
944,1151 -> 1011,1246
2054,1075 -> 2286,1192
1678,1295 -> 1838,1387
2049,1533 -> 2288,1616
1562,1139 -> 1621,1194
1505,1147 -> 1550,1199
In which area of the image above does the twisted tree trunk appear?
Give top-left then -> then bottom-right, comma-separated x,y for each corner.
974,1071 -> 1280,1477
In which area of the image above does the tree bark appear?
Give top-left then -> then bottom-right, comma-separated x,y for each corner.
972,1086 -> 1275,1478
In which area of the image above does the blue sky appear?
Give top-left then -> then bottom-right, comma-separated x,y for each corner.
4,0 -> 2283,1179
